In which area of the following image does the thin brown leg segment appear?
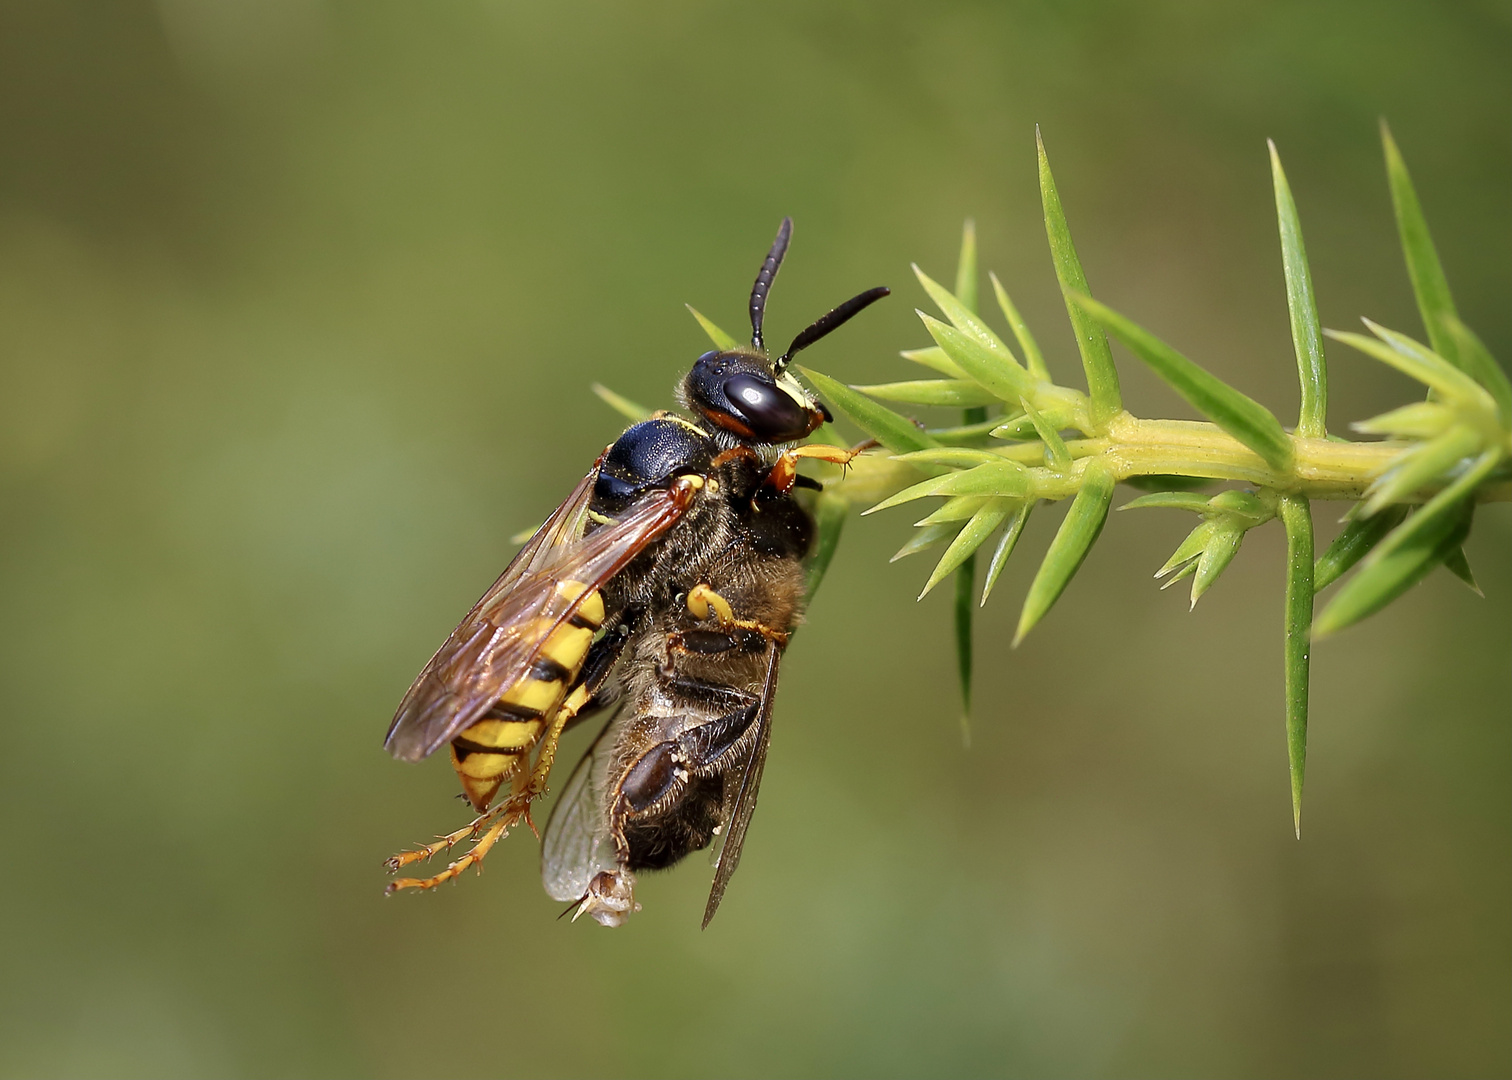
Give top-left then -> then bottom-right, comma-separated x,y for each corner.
385,683 -> 593,893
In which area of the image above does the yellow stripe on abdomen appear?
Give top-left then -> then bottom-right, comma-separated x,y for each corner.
448,583 -> 604,812
460,716 -> 544,751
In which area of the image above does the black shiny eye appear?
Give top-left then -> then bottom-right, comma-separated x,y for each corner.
682,350 -> 823,444
722,373 -> 814,442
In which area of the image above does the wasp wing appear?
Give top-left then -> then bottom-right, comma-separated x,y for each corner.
540,716 -> 621,902
701,640 -> 781,928
385,462 -> 694,762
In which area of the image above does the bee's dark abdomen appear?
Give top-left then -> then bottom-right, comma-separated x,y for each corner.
624,774 -> 724,870
593,418 -> 714,514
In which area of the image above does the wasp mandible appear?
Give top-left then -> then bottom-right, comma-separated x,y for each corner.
384,218 -> 887,926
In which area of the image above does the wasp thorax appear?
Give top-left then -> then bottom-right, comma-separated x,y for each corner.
682,351 -> 825,445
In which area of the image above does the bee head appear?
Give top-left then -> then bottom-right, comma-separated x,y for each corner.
680,217 -> 888,446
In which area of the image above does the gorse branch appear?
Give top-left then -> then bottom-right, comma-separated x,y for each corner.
796,125 -> 1510,832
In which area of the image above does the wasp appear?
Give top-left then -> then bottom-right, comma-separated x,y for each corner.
384,218 -> 887,926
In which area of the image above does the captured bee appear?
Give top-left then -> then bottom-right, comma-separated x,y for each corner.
384,218 -> 887,926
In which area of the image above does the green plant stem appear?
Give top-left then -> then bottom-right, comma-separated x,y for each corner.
862,414 -> 1509,503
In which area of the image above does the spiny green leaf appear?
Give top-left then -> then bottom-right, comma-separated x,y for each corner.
1071,292 -> 1294,471
991,406 -> 1079,441
1381,120 -> 1460,369
854,379 -> 1002,408
1038,129 -> 1121,427
1352,401 -> 1455,439
921,501 -> 1011,598
954,549 -> 975,745
1314,506 -> 1467,636
1313,504 -> 1408,590
990,272 -> 1051,382
894,446 -> 1009,469
915,495 -> 991,526
892,522 -> 956,563
1160,558 -> 1199,590
590,382 -> 652,422
914,266 -> 1015,362
1015,460 -> 1114,643
1442,545 -> 1482,596
920,314 -> 1037,403
1314,450 -> 1496,636
1278,493 -> 1314,837
1444,317 -> 1512,426
1323,329 -> 1481,404
1365,321 -> 1493,405
1156,520 -> 1215,579
1269,140 -> 1328,438
1120,491 -> 1212,514
686,304 -> 740,351
901,346 -> 969,379
954,219 -> 979,315
924,416 -> 1005,444
864,460 -> 1031,514
798,366 -> 939,455
1190,522 -> 1246,608
803,492 -> 849,604
1020,397 -> 1071,471
981,500 -> 1033,605
1361,425 -> 1481,517
1206,489 -> 1272,524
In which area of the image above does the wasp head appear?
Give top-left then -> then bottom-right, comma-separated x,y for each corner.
680,217 -> 888,447
682,350 -> 830,445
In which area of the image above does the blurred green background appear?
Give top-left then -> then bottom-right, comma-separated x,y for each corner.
1,2 -> 1508,1077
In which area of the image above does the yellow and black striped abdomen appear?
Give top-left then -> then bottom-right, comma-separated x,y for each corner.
449,581 -> 605,811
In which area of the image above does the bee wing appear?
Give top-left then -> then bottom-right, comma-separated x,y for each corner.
384,461 -> 696,762
540,716 -> 621,902
701,641 -> 780,928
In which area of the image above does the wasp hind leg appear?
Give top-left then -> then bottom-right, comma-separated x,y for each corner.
385,629 -> 629,894
385,682 -> 597,892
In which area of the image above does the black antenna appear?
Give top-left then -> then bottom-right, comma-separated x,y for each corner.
749,217 -> 793,350
774,286 -> 890,372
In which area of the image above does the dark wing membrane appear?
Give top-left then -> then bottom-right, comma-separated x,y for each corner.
702,640 -> 780,928
385,466 -> 694,762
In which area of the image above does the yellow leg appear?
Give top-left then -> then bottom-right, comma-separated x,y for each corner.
385,683 -> 592,894
683,583 -> 789,648
686,582 -> 736,624
764,442 -> 869,493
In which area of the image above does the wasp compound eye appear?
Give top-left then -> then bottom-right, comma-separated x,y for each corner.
682,351 -> 823,444
721,373 -> 816,443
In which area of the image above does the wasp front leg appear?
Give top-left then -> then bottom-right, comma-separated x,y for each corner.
762,441 -> 874,494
